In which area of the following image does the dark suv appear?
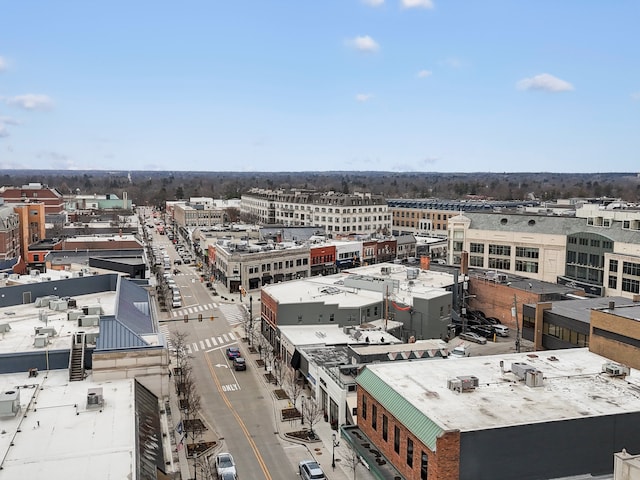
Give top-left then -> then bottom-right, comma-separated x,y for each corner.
233,357 -> 246,371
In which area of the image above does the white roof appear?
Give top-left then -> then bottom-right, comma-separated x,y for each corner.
0,371 -> 135,478
366,348 -> 640,432
0,291 -> 115,355
279,323 -> 401,347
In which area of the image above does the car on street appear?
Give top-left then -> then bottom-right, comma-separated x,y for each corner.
449,345 -> 470,358
226,347 -> 241,359
459,331 -> 487,345
299,460 -> 326,480
219,471 -> 237,480
470,325 -> 496,338
233,357 -> 246,371
493,324 -> 510,337
214,453 -> 236,478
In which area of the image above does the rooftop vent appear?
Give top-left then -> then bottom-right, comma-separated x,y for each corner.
381,266 -> 391,275
525,369 -> 544,387
86,387 -> 104,408
0,323 -> 11,333
602,362 -> 630,378
34,326 -> 57,337
0,390 -> 20,417
33,334 -> 49,348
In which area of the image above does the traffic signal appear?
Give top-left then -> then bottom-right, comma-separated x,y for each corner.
198,313 -> 203,322
184,315 -> 188,323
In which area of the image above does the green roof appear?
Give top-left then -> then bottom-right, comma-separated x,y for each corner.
357,367 -> 445,451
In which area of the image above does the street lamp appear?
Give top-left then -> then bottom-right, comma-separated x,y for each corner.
332,432 -> 340,469
300,395 -> 305,425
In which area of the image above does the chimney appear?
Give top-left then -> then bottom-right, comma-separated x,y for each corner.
460,251 -> 469,275
609,301 -> 615,310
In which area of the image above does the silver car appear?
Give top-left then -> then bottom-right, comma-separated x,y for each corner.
299,460 -> 326,480
214,452 -> 236,478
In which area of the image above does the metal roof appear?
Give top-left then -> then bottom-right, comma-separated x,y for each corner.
96,316 -> 148,350
356,367 -> 445,451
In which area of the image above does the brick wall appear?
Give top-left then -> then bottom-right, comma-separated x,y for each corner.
469,279 -> 542,328
590,309 -> 640,369
358,388 -> 460,480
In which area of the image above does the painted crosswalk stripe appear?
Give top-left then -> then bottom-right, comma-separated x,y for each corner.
192,343 -> 199,352
199,340 -> 205,349
210,337 -> 218,346
217,336 -> 224,344
204,338 -> 211,348
185,345 -> 192,354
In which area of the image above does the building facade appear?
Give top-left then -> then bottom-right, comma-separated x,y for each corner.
0,183 -> 64,214
241,189 -> 391,236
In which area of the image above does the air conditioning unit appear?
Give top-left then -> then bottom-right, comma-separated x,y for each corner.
78,315 -> 100,327
35,326 -> 56,337
525,369 -> 544,387
457,375 -> 479,391
447,378 -> 463,392
86,387 -> 104,408
0,323 -> 11,333
380,266 -> 391,275
511,362 -> 535,380
0,390 -> 20,417
602,362 -> 630,377
34,334 -> 49,348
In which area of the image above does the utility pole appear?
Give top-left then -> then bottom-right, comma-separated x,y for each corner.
512,294 -> 521,353
249,295 -> 253,346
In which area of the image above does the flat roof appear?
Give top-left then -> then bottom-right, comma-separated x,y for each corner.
0,291 -> 116,355
279,324 -> 401,347
0,371 -> 135,478
526,296 -> 637,323
364,348 -> 640,432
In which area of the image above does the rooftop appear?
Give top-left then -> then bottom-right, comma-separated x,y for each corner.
525,296 -> 638,322
361,348 -> 640,433
0,371 -> 136,478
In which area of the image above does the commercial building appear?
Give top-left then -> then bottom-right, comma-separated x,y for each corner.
447,207 -> 640,299
356,348 -> 640,480
0,201 -> 21,262
241,188 -> 391,236
0,183 -> 65,214
170,197 -> 241,229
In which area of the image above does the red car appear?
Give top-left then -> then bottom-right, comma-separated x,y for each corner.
226,347 -> 241,359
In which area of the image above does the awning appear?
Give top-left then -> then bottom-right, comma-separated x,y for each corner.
290,349 -> 301,369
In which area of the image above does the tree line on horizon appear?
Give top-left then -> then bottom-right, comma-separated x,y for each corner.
2,170 -> 638,209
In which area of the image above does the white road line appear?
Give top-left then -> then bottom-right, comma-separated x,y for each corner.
185,345 -> 192,355
204,338 -> 211,348
199,340 -> 205,349
192,343 -> 199,352
210,337 -> 218,346
217,336 -> 224,344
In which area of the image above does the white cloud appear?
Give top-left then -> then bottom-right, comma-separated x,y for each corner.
0,116 -> 20,126
348,35 -> 380,53
417,69 -> 432,78
0,56 -> 7,72
362,0 -> 384,5
401,0 -> 434,9
631,92 -> 640,101
355,93 -> 374,102
442,57 -> 464,69
6,94 -> 54,110
516,73 -> 574,92
0,125 -> 9,138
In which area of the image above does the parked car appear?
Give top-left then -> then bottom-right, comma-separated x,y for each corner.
483,316 -> 502,325
449,345 -> 470,358
299,460 -> 326,480
214,453 -> 236,478
226,347 -> 241,359
470,325 -> 495,338
459,331 -> 487,345
172,298 -> 182,308
233,357 -> 246,371
219,471 -> 237,480
493,324 -> 510,337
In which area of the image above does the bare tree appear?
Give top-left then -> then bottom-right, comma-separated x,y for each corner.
284,369 -> 303,413
343,440 -> 362,480
303,396 -> 324,438
272,356 -> 287,386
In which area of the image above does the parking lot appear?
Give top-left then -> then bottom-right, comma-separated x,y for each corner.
449,332 -> 534,357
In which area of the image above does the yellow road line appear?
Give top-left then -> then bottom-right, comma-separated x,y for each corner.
205,352 -> 273,480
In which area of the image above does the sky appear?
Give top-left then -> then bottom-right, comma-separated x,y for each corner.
0,1 -> 639,173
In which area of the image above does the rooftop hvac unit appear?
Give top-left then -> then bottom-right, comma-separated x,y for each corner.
511,362 -> 535,380
602,362 -> 630,377
85,305 -> 102,315
33,334 -> 49,347
35,326 -> 57,337
380,266 -> 391,275
0,390 -> 20,417
0,323 -> 11,333
457,375 -> 479,391
67,310 -> 83,321
447,378 -> 463,392
525,369 -> 544,387
406,267 -> 419,280
49,299 -> 68,311
35,295 -> 59,307
78,315 -> 100,327
86,387 -> 104,408
85,332 -> 99,345
67,298 -> 77,308
39,310 -> 49,323
343,326 -> 354,335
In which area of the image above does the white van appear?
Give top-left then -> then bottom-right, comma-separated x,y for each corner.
493,325 -> 509,337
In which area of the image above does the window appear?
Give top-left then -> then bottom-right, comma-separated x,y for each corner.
371,404 -> 377,430
609,259 -> 618,272
515,260 -> 539,273
516,246 -> 539,259
421,452 -> 429,480
470,243 -> 484,253
407,438 -> 414,467
470,256 -> 484,267
622,278 -> 640,294
394,426 -> 400,453
609,276 -> 618,289
623,262 -> 640,277
488,244 -> 511,256
362,395 -> 367,420
382,415 -> 388,441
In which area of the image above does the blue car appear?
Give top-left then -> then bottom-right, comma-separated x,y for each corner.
226,347 -> 241,359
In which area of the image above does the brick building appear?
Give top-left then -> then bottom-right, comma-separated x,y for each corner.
0,183 -> 64,214
356,349 -> 640,480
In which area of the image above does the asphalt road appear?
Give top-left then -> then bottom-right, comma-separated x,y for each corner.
148,224 -> 305,480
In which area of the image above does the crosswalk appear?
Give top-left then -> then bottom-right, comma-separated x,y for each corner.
159,325 -> 238,355
217,303 -> 248,326
171,302 -> 218,318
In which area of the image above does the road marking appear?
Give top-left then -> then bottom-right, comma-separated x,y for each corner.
204,338 -> 211,348
210,337 -> 218,346
218,336 -> 224,344
185,344 -> 192,354
204,353 -> 270,479
199,340 -> 206,349
192,343 -> 199,352
222,384 -> 239,392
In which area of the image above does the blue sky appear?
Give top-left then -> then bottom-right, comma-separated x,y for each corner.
1,1 -> 639,173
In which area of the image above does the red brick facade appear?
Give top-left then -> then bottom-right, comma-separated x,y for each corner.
358,387 -> 460,480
